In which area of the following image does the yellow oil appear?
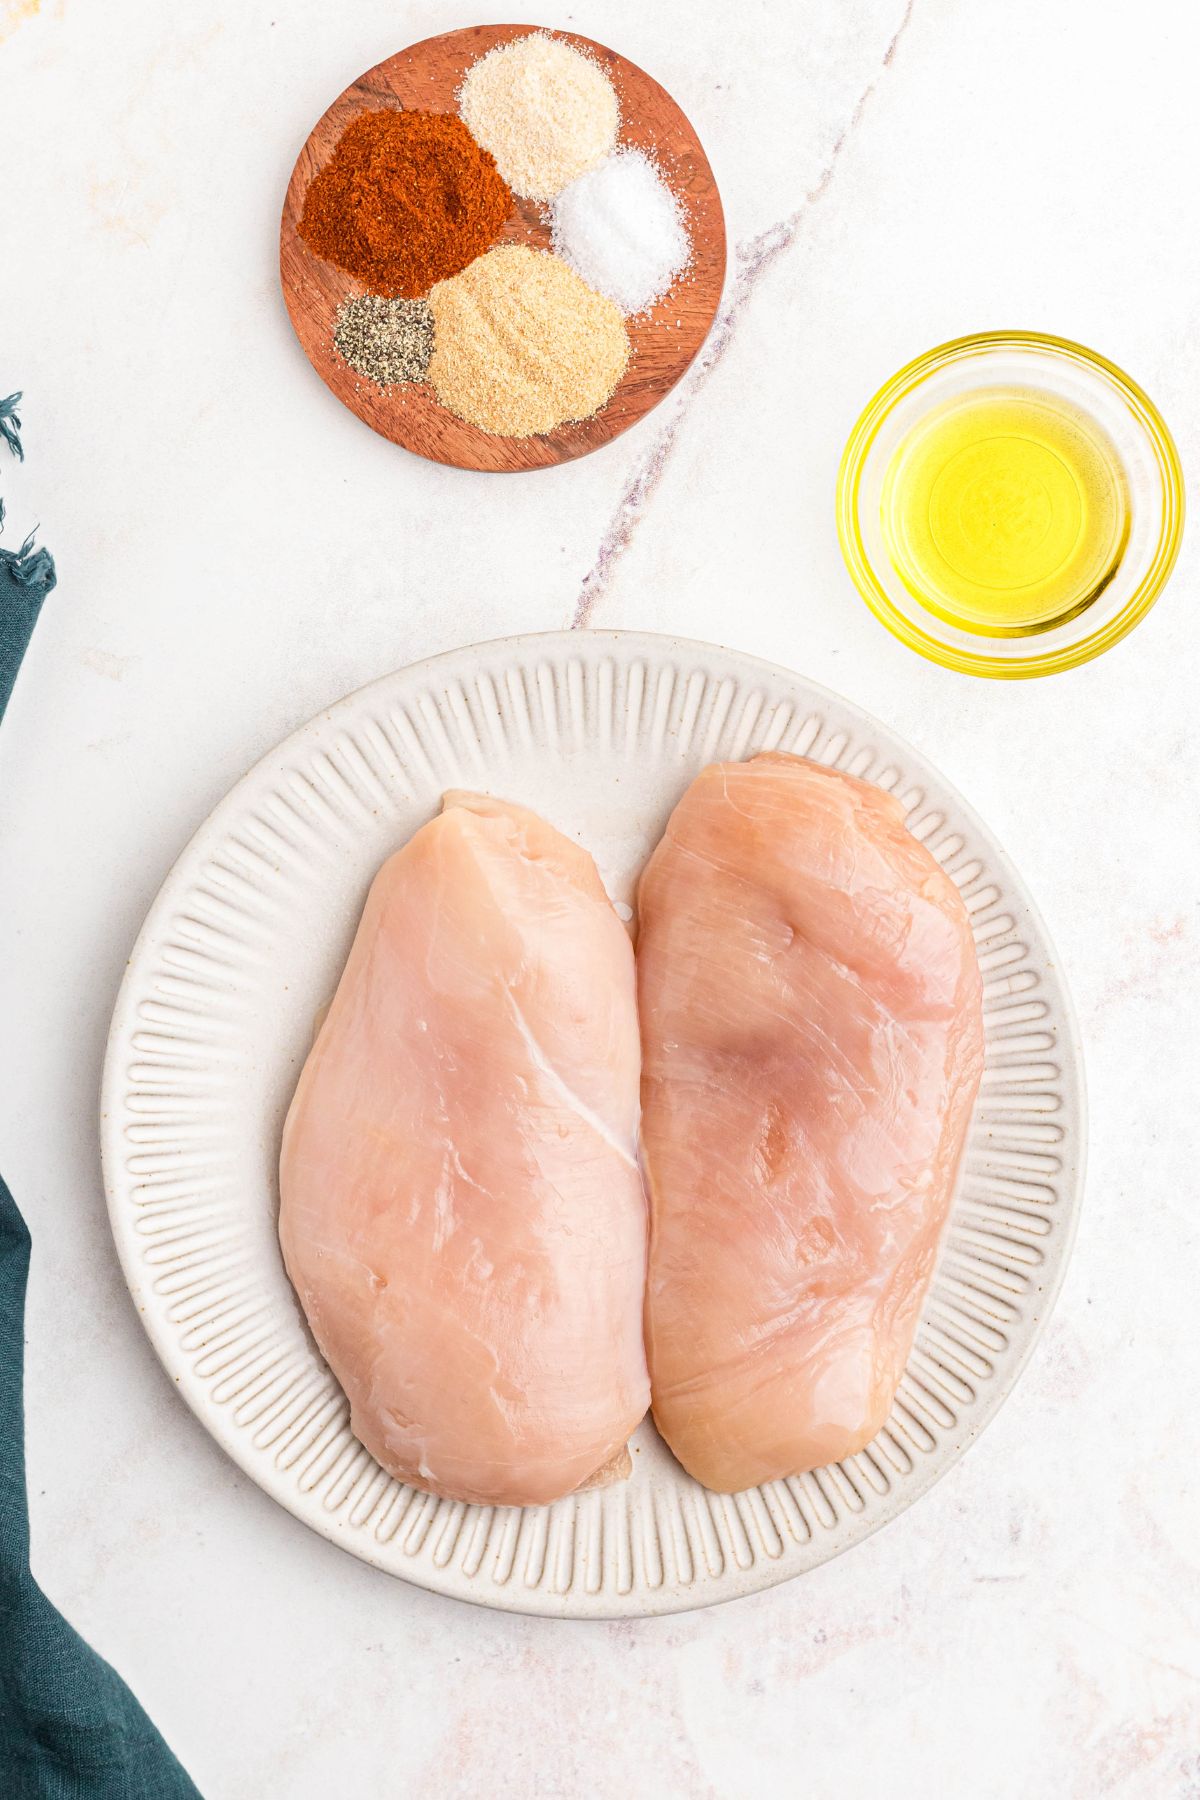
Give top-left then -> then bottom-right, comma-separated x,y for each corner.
880,386 -> 1130,636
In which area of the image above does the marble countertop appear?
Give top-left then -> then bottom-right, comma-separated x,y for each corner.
3,1 -> 1198,1794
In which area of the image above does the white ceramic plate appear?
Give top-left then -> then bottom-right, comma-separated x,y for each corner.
101,632 -> 1085,1617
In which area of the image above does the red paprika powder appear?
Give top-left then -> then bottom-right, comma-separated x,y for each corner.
299,109 -> 512,297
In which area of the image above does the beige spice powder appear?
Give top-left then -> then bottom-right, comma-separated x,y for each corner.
427,245 -> 630,438
459,33 -> 619,202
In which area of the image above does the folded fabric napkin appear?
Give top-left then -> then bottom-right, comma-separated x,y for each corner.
1,394 -> 201,1797
1,1183 -> 201,1798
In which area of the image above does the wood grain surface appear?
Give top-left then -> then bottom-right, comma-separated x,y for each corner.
279,23 -> 726,473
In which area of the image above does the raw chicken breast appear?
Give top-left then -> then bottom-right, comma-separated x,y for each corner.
638,753 -> 985,1492
279,792 -> 649,1509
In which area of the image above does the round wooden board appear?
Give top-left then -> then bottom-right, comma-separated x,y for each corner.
280,24 -> 726,472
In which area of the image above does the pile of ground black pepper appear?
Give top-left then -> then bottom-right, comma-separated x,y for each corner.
333,295 -> 434,387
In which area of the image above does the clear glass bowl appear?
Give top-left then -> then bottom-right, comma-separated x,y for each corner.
837,331 -> 1184,678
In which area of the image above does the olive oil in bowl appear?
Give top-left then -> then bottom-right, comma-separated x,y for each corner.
837,332 -> 1184,678
880,387 -> 1130,637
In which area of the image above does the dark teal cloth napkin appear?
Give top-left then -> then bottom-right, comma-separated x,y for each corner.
1,396 -> 201,1798
1,397 -> 56,722
1,1181 -> 200,1798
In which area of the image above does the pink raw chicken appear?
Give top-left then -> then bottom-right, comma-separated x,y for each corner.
637,753 -> 985,1493
279,792 -> 649,1509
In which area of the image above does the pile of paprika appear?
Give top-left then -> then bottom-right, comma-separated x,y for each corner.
299,109 -> 512,297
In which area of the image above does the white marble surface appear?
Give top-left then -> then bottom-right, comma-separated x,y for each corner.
2,0 -> 1199,1794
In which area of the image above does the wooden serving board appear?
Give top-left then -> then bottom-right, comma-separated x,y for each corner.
279,23 -> 726,473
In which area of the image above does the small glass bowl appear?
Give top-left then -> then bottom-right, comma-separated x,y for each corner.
836,331 -> 1184,679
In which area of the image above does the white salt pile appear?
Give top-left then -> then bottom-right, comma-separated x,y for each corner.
550,149 -> 691,316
